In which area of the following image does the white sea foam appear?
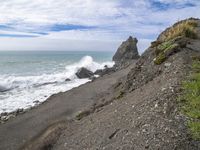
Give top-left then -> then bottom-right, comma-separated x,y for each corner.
0,56 -> 114,114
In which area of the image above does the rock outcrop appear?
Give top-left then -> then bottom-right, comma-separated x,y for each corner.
94,66 -> 115,76
113,36 -> 140,69
76,67 -> 94,79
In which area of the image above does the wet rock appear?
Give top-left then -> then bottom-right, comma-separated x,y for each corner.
33,100 -> 40,104
76,67 -> 94,79
65,78 -> 71,82
16,108 -> 24,114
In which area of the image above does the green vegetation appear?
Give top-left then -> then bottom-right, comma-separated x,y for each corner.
154,53 -> 166,65
154,39 -> 179,65
157,39 -> 175,51
179,59 -> 200,140
164,20 -> 198,41
188,122 -> 200,140
153,19 -> 198,65
157,40 -> 179,53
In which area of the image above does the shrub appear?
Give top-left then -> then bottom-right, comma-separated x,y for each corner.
164,20 -> 198,41
157,39 -> 179,51
153,19 -> 198,65
184,27 -> 198,39
154,53 -> 166,65
154,40 -> 179,65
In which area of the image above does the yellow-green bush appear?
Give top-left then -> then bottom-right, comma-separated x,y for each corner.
164,20 -> 198,41
154,40 -> 179,65
153,19 -> 198,65
154,53 -> 166,65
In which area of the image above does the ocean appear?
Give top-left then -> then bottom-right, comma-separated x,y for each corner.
0,51 -> 114,114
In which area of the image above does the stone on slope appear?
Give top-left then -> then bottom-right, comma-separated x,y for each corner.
76,67 -> 94,79
94,66 -> 115,76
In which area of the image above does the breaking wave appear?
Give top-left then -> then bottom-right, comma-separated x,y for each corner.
0,56 -> 114,114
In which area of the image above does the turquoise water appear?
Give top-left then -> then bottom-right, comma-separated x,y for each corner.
0,51 -> 114,76
0,51 -> 114,113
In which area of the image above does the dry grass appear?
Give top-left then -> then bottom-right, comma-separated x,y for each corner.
163,20 -> 198,41
153,19 -> 198,65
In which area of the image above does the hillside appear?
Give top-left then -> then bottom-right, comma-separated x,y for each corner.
52,18 -> 200,150
1,18 -> 200,150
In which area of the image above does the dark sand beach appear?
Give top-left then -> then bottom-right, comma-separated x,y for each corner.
0,64 -> 132,150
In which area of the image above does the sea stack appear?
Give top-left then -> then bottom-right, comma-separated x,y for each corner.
113,36 -> 140,69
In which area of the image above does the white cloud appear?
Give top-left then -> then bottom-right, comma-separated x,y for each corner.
0,0 -> 199,52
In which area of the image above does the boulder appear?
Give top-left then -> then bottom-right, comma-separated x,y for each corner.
113,36 -> 140,69
76,67 -> 94,79
65,78 -> 71,82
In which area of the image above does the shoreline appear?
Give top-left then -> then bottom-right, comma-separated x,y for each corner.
0,64 -> 114,124
0,65 -> 131,150
0,54 -> 114,116
0,80 -> 91,124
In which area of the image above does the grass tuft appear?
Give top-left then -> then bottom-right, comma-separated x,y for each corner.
179,60 -> 200,140
154,53 -> 166,65
188,122 -> 200,140
164,20 -> 198,41
154,40 -> 179,65
153,19 -> 198,65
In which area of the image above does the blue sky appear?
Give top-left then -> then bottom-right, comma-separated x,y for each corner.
0,0 -> 199,53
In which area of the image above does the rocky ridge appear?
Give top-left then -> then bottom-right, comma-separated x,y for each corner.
113,36 -> 140,69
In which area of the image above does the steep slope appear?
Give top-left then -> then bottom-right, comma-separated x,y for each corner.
51,18 -> 200,150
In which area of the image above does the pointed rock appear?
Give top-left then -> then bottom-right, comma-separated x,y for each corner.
113,36 -> 140,69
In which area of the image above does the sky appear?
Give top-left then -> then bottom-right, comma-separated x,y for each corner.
0,0 -> 200,53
